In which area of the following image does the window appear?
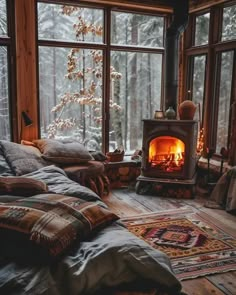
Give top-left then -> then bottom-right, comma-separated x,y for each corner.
221,4 -> 236,41
216,51 -> 234,154
0,0 -> 12,140
185,3 -> 236,158
187,55 -> 206,124
37,2 -> 165,153
194,12 -> 210,46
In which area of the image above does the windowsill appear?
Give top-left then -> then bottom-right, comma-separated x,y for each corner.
104,155 -> 141,166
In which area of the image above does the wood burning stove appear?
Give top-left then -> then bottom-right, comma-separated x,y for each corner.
136,119 -> 198,196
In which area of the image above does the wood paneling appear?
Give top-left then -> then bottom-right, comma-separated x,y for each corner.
15,0 -> 38,141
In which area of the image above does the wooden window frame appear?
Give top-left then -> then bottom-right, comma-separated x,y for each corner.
36,0 -> 167,153
0,0 -> 17,141
183,1 -> 236,163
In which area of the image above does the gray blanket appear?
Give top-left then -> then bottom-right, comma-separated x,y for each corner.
0,223 -> 181,295
24,165 -> 101,202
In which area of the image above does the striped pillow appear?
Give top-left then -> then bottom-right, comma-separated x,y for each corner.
0,176 -> 48,196
0,194 -> 119,258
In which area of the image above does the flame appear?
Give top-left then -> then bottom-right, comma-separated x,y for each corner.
149,136 -> 185,172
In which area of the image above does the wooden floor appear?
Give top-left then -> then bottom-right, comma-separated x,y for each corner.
103,187 -> 236,295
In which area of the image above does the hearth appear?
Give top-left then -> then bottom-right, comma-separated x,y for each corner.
136,119 -> 198,197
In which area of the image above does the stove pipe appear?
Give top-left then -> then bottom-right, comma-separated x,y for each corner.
164,0 -> 189,114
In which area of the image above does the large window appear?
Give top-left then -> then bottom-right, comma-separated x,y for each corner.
0,0 -> 12,140
37,2 -> 165,152
185,2 -> 236,157
216,51 -> 234,154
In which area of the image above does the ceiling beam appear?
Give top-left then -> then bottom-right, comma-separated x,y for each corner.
80,0 -> 173,13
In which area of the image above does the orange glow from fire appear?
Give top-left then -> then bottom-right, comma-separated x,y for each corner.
149,136 -> 185,172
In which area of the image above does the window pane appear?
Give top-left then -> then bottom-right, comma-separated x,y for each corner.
38,3 -> 103,43
39,46 -> 103,150
110,51 -> 162,152
194,13 -> 210,46
111,11 -> 164,48
216,51 -> 234,154
0,0 -> 7,36
192,55 -> 206,123
222,4 -> 236,41
0,46 -> 10,140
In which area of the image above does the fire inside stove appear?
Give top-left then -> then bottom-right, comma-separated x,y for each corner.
149,136 -> 185,172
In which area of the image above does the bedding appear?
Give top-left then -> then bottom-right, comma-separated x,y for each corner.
0,141 -> 182,295
23,165 -> 101,202
0,222 -> 181,295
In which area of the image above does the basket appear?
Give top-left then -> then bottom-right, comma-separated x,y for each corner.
106,151 -> 124,162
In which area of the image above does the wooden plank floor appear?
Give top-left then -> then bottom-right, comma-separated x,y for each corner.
103,187 -> 236,295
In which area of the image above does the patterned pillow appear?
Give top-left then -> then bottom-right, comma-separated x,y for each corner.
0,176 -> 48,196
33,139 -> 94,164
0,194 -> 119,259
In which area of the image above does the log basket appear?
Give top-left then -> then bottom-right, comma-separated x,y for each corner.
106,151 -> 124,162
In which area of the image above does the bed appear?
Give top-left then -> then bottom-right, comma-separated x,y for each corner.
0,140 -> 182,295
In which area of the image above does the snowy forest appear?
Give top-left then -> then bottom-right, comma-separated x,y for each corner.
0,0 -> 236,154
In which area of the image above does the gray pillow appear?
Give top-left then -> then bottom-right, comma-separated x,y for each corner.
0,140 -> 48,176
0,146 -> 14,176
33,139 -> 94,164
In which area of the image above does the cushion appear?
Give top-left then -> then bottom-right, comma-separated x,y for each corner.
33,139 -> 94,164
0,140 -> 48,176
0,146 -> 14,176
0,194 -> 119,260
0,176 -> 48,196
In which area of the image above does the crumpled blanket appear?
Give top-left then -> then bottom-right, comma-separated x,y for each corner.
24,165 -> 101,202
204,166 -> 236,214
0,223 -> 182,295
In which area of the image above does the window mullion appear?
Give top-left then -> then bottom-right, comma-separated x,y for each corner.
103,6 -> 111,153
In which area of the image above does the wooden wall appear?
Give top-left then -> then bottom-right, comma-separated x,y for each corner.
15,0 -> 38,141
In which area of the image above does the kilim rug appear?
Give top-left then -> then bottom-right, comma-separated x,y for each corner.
121,208 -> 236,280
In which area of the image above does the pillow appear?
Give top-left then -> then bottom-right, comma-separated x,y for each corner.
33,139 -> 94,164
0,140 -> 48,176
0,193 -> 119,259
0,176 -> 48,196
0,145 -> 14,176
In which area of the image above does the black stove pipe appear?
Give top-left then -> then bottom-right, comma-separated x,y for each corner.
164,0 -> 189,115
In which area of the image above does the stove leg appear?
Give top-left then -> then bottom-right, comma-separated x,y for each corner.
135,181 -> 142,194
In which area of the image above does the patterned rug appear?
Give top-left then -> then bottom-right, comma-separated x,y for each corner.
121,208 -> 236,280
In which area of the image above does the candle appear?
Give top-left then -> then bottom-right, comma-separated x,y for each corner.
154,110 -> 164,119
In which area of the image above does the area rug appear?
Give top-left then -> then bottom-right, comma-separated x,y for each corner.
121,208 -> 236,280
